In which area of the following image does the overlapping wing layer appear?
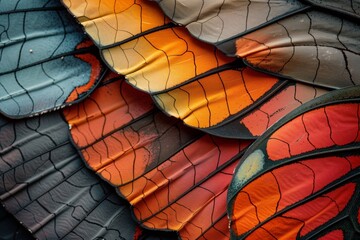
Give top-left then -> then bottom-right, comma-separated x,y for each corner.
228,86 -> 360,239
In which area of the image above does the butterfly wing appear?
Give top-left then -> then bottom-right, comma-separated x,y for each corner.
0,111 -> 139,239
228,86 -> 360,239
63,73 -> 254,239
0,0 -> 105,118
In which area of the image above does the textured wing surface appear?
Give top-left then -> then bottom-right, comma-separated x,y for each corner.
228,86 -> 360,239
235,10 -> 360,89
154,0 -> 307,52
0,0 -> 104,118
61,0 -> 171,48
304,0 -> 360,18
61,0 -> 335,139
0,112 -> 138,239
153,67 -> 281,129
64,73 -> 254,239
203,81 -> 328,138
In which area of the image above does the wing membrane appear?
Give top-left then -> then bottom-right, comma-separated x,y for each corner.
64,73 -> 254,239
154,0 -> 308,55
0,0 -> 105,118
235,10 -> 360,89
228,86 -> 360,239
0,112 -> 138,239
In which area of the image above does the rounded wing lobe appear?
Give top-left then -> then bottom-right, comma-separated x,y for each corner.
228,86 -> 360,239
63,73 -> 254,239
60,0 -> 332,140
0,0 -> 105,118
230,155 -> 359,239
266,102 -> 360,161
62,0 -> 238,94
101,26 -> 234,93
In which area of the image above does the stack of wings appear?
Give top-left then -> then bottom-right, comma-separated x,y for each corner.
0,0 -> 359,239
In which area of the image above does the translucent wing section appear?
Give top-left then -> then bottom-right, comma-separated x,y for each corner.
228,86 -> 360,239
0,0 -> 105,118
0,112 -> 137,239
63,73 -> 254,239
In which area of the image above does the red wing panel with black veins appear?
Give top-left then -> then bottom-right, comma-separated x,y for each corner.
228,86 -> 360,239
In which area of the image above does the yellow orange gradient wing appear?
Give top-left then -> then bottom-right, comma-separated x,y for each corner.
61,0 -> 334,139
61,0 -> 171,47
